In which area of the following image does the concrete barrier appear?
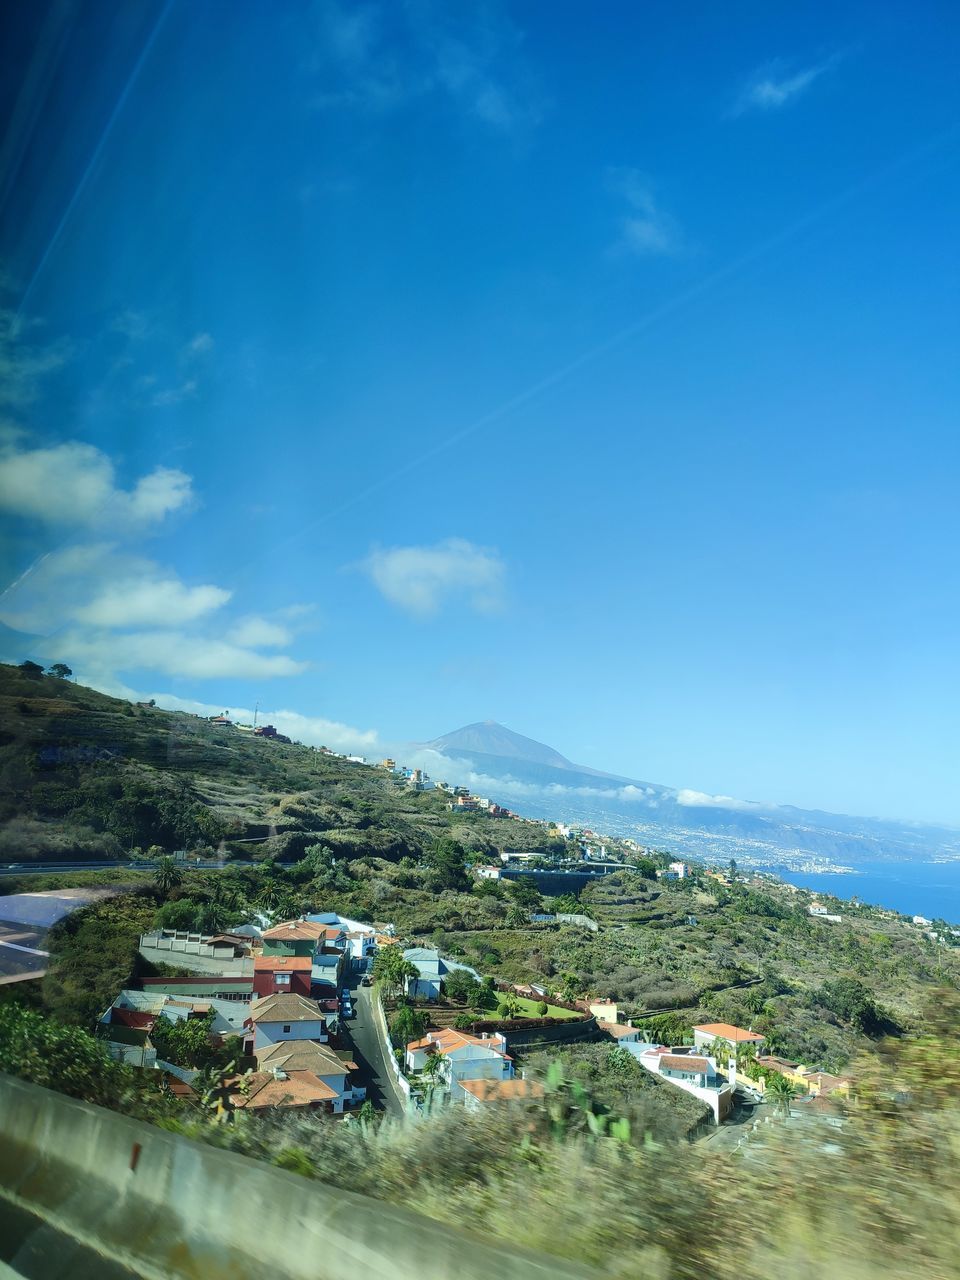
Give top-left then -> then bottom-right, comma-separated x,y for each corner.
0,1073 -> 595,1280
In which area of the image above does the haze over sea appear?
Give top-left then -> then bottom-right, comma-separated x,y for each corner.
765,859 -> 960,926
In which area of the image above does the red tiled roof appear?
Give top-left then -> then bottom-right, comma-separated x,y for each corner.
109,1008 -> 156,1030
661,1054 -> 710,1073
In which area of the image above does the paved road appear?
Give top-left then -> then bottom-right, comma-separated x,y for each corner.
344,981 -> 406,1118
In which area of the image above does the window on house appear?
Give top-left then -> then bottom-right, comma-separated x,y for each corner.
283,1024 -> 291,1033
276,974 -> 291,985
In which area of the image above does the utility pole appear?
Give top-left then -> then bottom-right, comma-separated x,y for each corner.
253,701 -> 259,730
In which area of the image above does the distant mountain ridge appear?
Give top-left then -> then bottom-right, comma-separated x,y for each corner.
421,721 -> 960,867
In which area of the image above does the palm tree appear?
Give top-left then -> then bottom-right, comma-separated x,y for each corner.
153,856 -> 184,897
255,880 -> 285,914
765,1072 -> 799,1115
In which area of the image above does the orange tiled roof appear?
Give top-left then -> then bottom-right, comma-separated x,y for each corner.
253,955 -> 312,971
693,1022 -> 765,1043
261,921 -> 327,942
459,1078 -> 545,1103
230,1070 -> 338,1109
406,1028 -> 507,1058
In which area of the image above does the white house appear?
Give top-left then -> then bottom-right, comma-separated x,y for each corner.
631,1044 -> 734,1124
692,1022 -> 766,1053
245,993 -> 328,1053
404,1028 -> 513,1101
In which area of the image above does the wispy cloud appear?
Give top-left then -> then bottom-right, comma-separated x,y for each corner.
608,169 -> 682,257
184,332 -> 214,357
151,378 -> 198,407
309,0 -> 544,132
0,438 -> 193,529
361,537 -> 505,617
732,56 -> 839,116
0,307 -> 71,408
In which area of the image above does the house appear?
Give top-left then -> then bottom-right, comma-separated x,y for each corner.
245,993 -> 328,1053
692,1022 -> 766,1053
801,1070 -> 851,1099
252,954 -> 313,999
460,1078 -> 545,1110
227,1067 -> 346,1114
598,1020 -> 641,1044
99,1017 -> 157,1067
104,989 -> 251,1039
587,998 -> 618,1023
252,1039 -> 363,1112
658,1053 -> 715,1087
402,947 -> 449,1000
475,865 -> 502,880
140,976 -> 253,1003
404,1028 -> 513,1101
631,1044 -> 734,1123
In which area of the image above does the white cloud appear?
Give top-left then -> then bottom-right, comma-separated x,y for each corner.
47,628 -> 308,681
0,439 -> 193,528
0,545 -> 228,633
733,57 -> 837,115
608,169 -> 682,257
675,788 -> 765,812
75,579 -> 230,628
361,537 -> 505,617
228,616 -> 293,648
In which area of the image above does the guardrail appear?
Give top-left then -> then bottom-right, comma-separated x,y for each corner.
0,1073 -> 594,1280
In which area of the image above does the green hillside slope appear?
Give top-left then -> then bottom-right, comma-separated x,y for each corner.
0,663 -> 563,864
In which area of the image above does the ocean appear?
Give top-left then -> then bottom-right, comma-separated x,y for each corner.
765,858 -> 960,926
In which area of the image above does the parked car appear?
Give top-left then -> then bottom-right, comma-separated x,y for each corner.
361,975 -> 373,986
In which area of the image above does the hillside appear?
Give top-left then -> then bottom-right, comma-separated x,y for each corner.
4,664 -> 960,1072
0,665 -> 564,865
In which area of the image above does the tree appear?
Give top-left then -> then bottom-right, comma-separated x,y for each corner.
18,660 -> 44,679
765,1072 -> 799,1115
47,663 -> 72,679
153,856 -> 184,897
508,875 -> 542,913
374,946 -> 418,1000
729,859 -> 738,881
150,1013 -> 211,1068
497,994 -> 522,1020
443,968 -> 482,1005
388,1002 -> 427,1048
424,837 -> 469,891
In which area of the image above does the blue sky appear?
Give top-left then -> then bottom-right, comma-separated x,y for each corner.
1,1 -> 958,822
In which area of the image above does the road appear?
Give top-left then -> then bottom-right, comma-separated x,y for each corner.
344,980 -> 407,1118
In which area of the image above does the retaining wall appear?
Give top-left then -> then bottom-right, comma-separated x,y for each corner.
0,1073 -> 594,1280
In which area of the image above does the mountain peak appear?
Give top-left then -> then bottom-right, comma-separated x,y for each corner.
426,721 -> 577,771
